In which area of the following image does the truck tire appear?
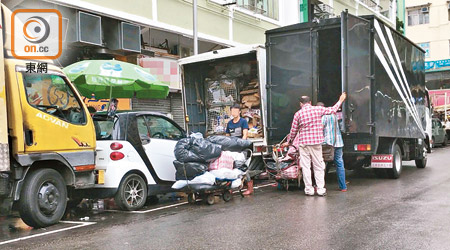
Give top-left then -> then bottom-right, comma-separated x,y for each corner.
115,173 -> 147,211
387,145 -> 402,179
19,168 -> 67,228
415,145 -> 427,169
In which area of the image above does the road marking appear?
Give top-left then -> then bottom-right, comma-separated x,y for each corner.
107,182 -> 276,213
0,221 -> 96,246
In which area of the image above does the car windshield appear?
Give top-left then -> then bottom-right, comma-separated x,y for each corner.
93,116 -> 115,140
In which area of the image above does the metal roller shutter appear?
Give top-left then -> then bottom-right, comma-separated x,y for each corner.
131,92 -> 185,128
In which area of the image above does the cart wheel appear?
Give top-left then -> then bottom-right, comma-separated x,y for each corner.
222,191 -> 232,202
205,194 -> 215,205
187,193 -> 196,204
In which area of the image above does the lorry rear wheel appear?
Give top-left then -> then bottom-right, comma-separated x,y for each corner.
19,168 -> 67,228
415,146 -> 427,169
387,145 -> 402,179
115,174 -> 147,211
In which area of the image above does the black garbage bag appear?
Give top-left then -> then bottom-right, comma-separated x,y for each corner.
174,138 -> 202,162
206,136 -> 252,152
190,138 -> 222,162
233,160 -> 248,172
174,137 -> 222,163
173,161 -> 208,180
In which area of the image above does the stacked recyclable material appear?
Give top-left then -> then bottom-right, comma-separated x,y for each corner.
171,136 -> 252,189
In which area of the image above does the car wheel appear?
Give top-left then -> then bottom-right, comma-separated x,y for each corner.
19,169 -> 67,228
115,174 -> 147,211
443,135 -> 448,147
387,145 -> 402,179
415,145 -> 427,169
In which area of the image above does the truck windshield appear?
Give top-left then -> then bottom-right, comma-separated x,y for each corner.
22,73 -> 86,125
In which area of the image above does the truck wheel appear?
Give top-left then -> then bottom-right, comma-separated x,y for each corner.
115,174 -> 147,211
443,135 -> 448,147
387,145 -> 402,179
415,145 -> 427,169
19,169 -> 67,228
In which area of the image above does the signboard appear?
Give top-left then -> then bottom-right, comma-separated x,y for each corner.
371,154 -> 394,168
425,59 -> 450,71
138,56 -> 180,90
83,96 -> 130,112
429,89 -> 450,108
299,0 -> 309,23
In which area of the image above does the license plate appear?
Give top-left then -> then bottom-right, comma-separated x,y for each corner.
371,154 -> 394,168
98,170 -> 105,184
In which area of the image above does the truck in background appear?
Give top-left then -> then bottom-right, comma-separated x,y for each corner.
265,11 -> 430,178
0,5 -> 97,227
178,45 -> 267,172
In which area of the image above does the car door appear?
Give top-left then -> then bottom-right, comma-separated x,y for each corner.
140,115 -> 185,182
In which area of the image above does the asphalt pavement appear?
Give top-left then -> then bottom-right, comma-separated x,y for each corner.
2,147 -> 450,250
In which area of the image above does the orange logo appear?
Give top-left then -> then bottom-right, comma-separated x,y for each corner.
12,9 -> 62,59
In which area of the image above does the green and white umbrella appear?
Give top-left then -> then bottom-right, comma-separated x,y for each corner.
63,60 -> 169,99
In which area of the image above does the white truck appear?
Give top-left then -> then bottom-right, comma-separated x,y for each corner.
178,45 -> 268,172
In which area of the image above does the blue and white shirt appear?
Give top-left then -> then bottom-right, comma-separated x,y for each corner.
322,114 -> 344,148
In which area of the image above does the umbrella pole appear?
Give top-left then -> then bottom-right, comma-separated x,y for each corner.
107,85 -> 113,110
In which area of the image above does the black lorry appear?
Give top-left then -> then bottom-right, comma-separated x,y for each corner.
265,12 -> 431,178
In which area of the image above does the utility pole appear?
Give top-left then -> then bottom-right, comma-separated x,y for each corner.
193,0 -> 198,55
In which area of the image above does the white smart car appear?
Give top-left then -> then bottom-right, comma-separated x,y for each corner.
78,111 -> 186,211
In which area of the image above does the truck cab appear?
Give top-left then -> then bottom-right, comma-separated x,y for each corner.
0,5 -> 96,228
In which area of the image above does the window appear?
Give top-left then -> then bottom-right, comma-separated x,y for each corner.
23,73 -> 86,125
418,42 -> 430,58
136,116 -> 151,144
147,116 -> 184,140
407,8 -> 429,26
236,0 -> 279,20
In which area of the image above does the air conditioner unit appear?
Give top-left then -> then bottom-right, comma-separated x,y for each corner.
77,11 -> 102,46
103,18 -> 141,53
421,7 -> 429,13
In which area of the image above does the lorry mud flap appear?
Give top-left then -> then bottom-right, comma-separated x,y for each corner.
370,154 -> 394,168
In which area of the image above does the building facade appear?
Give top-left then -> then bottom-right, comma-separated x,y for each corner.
4,0 -> 403,127
405,0 -> 450,91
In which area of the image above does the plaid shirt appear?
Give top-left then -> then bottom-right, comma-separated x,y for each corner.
287,101 -> 342,146
322,114 -> 344,148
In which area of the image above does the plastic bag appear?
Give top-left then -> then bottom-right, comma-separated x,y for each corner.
209,151 -> 235,170
173,161 -> 208,180
189,132 -> 204,139
174,138 -> 222,163
171,172 -> 216,189
206,136 -> 252,152
231,179 -> 242,188
266,161 -> 291,171
210,168 -> 243,180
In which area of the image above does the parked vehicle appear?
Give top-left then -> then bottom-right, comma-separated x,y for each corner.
265,11 -> 430,178
431,118 -> 447,147
178,45 -> 267,174
0,5 -> 97,227
79,111 -> 186,211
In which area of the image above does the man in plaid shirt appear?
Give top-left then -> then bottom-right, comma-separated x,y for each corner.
283,93 -> 346,196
